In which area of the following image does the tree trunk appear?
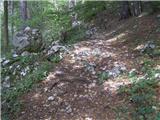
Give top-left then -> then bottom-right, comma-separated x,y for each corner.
119,1 -> 131,20
4,1 -> 9,50
27,7 -> 31,19
130,1 -> 142,17
20,0 -> 28,29
9,1 -> 14,41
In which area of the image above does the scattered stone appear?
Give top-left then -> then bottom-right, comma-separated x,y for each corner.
133,25 -> 138,29
24,26 -> 31,32
12,53 -> 18,58
74,94 -> 78,97
16,65 -> 20,69
129,69 -> 137,77
9,65 -> 13,69
44,41 -> 68,58
31,28 -> 39,34
21,51 -> 30,56
65,105 -> 72,113
157,14 -> 160,19
2,76 -> 10,88
155,73 -> 160,79
92,48 -> 101,56
48,96 -> 54,101
107,62 -> 126,78
140,41 -> 156,55
88,83 -> 96,89
85,117 -> 93,120
44,87 -> 48,92
72,21 -> 81,28
55,70 -> 64,76
57,82 -> 65,88
83,61 -> 96,74
20,69 -> 27,76
108,68 -> 120,78
79,95 -> 83,98
137,75 -> 147,80
2,60 -> 10,66
86,27 -> 97,39
21,111 -> 26,114
25,66 -> 30,71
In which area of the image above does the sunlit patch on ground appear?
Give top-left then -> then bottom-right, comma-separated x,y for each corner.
103,79 -> 131,92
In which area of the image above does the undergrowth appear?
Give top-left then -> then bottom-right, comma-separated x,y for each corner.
118,60 -> 160,120
98,71 -> 109,85
1,61 -> 53,120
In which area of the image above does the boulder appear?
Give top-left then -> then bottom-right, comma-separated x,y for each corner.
106,62 -> 127,78
43,41 -> 68,58
140,41 -> 157,57
13,27 -> 43,54
85,27 -> 97,39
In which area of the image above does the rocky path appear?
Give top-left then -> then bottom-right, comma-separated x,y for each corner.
16,35 -> 139,120
16,14 -> 160,120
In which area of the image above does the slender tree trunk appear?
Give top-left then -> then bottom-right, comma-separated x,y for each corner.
20,0 -> 27,21
20,0 -> 28,29
130,1 -> 142,17
4,1 -> 9,50
9,1 -> 14,41
119,1 -> 131,20
135,1 -> 142,16
11,1 -> 14,41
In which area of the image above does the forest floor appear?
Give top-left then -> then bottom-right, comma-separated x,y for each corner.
15,13 -> 160,120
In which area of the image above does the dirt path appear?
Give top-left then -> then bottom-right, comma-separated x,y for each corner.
16,14 -> 160,120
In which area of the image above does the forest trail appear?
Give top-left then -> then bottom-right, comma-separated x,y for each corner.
16,14 -> 160,120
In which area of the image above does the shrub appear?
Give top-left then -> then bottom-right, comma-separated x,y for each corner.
118,60 -> 160,119
1,61 -> 53,120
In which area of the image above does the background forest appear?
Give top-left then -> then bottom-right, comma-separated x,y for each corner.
1,1 -> 160,120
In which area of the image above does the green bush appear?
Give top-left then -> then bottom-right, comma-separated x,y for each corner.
98,71 -> 109,84
75,1 -> 118,22
119,60 -> 160,119
1,61 -> 53,120
63,26 -> 86,44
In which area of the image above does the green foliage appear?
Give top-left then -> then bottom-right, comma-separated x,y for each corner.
129,70 -> 137,78
64,26 -> 87,44
49,54 -> 61,63
75,1 -> 118,22
156,112 -> 160,120
2,1 -> 120,53
98,71 -> 109,84
40,1 -> 71,42
1,51 -> 64,119
128,80 -> 158,119
151,1 -> 160,12
1,54 -> 40,85
1,61 -> 53,120
19,54 -> 40,65
119,60 -> 160,120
